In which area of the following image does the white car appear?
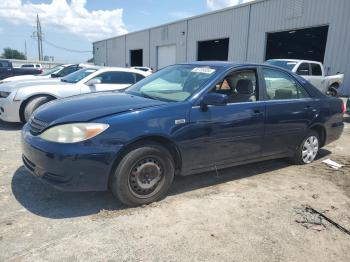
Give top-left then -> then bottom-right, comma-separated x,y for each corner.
0,64 -> 89,84
0,67 -> 149,123
266,59 -> 344,96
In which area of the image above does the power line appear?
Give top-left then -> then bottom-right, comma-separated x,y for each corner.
42,38 -> 92,53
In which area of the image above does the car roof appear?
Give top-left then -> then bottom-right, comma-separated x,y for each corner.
179,61 -> 270,69
95,67 -> 150,76
267,59 -> 321,64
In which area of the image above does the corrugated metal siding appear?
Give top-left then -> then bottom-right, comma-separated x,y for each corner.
93,0 -> 350,95
247,0 -> 350,94
187,9 -> 234,62
106,36 -> 126,67
93,41 -> 107,66
149,21 -> 187,69
125,31 -> 150,67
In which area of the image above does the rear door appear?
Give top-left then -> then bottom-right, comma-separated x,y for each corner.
309,63 -> 326,93
262,67 -> 317,157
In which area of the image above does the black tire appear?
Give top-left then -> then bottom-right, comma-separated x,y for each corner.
23,96 -> 52,123
291,131 -> 320,165
109,143 -> 175,206
327,85 -> 338,97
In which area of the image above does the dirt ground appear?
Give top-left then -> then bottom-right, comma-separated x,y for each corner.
0,116 -> 349,262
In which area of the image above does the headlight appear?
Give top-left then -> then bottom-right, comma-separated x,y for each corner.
0,91 -> 10,98
39,123 -> 109,143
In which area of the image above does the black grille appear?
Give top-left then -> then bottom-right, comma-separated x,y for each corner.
29,116 -> 49,134
22,155 -> 36,172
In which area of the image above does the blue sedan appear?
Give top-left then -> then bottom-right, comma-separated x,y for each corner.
21,62 -> 345,206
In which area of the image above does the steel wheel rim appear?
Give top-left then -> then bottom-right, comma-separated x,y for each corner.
128,157 -> 164,199
302,136 -> 319,164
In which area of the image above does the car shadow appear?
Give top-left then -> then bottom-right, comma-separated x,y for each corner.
11,149 -> 331,219
0,120 -> 23,131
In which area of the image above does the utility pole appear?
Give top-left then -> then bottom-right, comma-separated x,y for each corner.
31,14 -> 44,60
36,14 -> 43,61
24,40 -> 27,59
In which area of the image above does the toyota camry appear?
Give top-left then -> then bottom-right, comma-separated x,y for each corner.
21,62 -> 345,206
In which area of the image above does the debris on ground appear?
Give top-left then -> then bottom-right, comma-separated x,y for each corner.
294,205 -> 350,235
294,205 -> 327,231
322,159 -> 343,170
312,194 -> 319,199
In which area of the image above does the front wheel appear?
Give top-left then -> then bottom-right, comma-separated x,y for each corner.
292,131 -> 320,165
109,143 -> 175,206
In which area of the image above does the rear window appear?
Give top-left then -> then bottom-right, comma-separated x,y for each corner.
311,64 -> 322,76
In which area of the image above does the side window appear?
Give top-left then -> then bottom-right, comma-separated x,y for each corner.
263,68 -> 310,100
95,72 -> 135,84
58,66 -> 77,77
297,63 -> 310,76
135,73 -> 145,83
211,69 -> 257,103
0,61 -> 9,68
311,63 -> 322,76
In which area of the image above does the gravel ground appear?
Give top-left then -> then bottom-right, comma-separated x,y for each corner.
0,116 -> 349,262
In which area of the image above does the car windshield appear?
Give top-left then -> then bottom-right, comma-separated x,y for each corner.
61,68 -> 97,84
39,65 -> 64,76
126,65 -> 219,102
265,60 -> 298,71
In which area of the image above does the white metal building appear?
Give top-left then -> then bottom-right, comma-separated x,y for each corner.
93,0 -> 350,95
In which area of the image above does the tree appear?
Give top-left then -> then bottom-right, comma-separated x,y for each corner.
1,48 -> 26,60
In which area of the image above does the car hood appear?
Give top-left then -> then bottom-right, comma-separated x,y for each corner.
34,92 -> 167,125
2,74 -> 50,82
0,79 -> 61,92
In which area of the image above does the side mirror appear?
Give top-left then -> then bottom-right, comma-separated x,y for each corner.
51,73 -> 59,78
86,78 -> 102,86
200,93 -> 228,110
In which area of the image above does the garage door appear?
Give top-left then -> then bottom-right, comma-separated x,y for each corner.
157,45 -> 176,69
265,26 -> 329,62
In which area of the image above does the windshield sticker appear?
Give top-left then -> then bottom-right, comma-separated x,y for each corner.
191,67 -> 216,74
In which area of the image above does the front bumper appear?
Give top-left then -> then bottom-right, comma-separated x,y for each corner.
0,96 -> 21,123
21,124 -> 123,192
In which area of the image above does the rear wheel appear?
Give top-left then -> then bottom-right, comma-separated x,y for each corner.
23,96 -> 52,122
327,84 -> 339,97
109,143 -> 175,206
292,131 -> 320,165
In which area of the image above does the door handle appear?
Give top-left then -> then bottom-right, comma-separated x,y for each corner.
253,109 -> 263,116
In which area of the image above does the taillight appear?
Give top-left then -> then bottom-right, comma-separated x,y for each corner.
341,99 -> 346,113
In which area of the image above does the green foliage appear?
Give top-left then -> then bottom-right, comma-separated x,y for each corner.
1,48 -> 27,60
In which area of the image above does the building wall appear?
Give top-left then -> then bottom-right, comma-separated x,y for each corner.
93,0 -> 350,95
149,21 -> 187,69
125,31 -> 150,67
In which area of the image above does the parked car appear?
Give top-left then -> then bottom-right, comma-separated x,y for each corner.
265,59 -> 344,96
131,66 -> 153,74
0,67 -> 149,123
21,63 -> 42,69
21,62 -> 345,206
0,64 -> 89,84
0,59 -> 42,80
